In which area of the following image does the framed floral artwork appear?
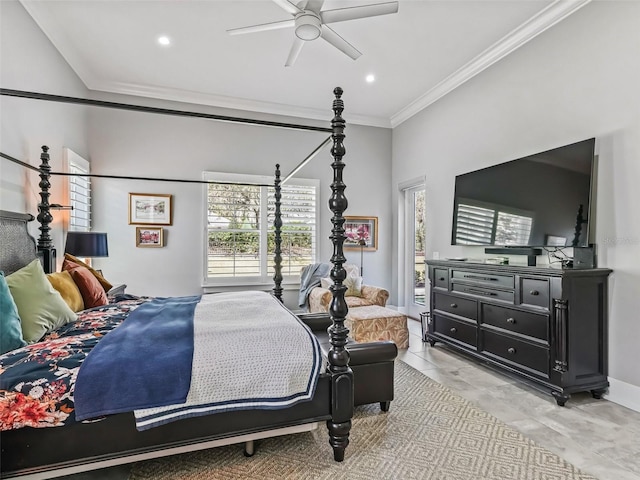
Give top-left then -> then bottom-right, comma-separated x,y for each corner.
136,227 -> 164,248
129,193 -> 172,225
344,216 -> 378,251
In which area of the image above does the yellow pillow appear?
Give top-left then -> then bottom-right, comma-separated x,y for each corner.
47,271 -> 85,312
63,253 -> 113,292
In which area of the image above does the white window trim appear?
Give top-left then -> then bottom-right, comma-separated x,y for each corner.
202,172 -> 319,287
63,147 -> 91,233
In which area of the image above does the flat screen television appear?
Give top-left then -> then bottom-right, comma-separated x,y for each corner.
451,138 -> 596,249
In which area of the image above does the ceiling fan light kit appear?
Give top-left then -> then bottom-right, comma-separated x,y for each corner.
227,0 -> 399,66
295,12 -> 322,41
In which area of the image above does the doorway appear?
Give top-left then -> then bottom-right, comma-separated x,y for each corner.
403,184 -> 426,319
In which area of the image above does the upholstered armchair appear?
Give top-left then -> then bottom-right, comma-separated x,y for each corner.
306,263 -> 389,313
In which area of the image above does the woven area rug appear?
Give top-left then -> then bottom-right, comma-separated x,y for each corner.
129,361 -> 598,480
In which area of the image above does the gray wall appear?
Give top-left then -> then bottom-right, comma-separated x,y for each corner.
391,1 -> 640,409
87,102 -> 392,303
0,0 -> 89,257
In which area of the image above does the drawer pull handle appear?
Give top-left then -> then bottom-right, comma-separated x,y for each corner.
507,347 -> 516,354
463,275 -> 498,281
464,288 -> 497,297
439,277 -> 445,281
450,303 -> 458,308
530,290 -> 540,296
450,327 -> 457,333
506,317 -> 515,324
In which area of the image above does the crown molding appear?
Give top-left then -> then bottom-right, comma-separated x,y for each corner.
390,0 -> 592,128
21,0 -> 588,131
86,80 -> 391,129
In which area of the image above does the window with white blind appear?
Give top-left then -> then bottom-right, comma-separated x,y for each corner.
454,199 -> 533,245
64,148 -> 91,232
204,172 -> 318,284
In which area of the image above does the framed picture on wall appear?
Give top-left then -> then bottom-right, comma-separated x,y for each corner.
129,193 -> 172,225
136,227 -> 164,248
344,216 -> 378,251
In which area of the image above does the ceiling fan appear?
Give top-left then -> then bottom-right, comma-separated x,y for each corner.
227,0 -> 399,66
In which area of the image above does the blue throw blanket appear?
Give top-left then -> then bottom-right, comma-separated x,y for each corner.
298,263 -> 330,308
74,295 -> 201,421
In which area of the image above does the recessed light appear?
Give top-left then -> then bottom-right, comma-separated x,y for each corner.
157,35 -> 171,46
365,74 -> 375,83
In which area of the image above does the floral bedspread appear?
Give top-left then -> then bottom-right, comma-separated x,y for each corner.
0,298 -> 146,431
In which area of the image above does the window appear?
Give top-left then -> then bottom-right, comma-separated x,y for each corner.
454,199 -> 533,245
204,172 -> 318,284
64,148 -> 91,232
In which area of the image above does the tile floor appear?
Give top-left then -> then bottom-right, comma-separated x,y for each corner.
402,317 -> 640,480
56,319 -> 640,479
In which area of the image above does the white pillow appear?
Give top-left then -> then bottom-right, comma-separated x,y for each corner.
344,264 -> 359,278
320,274 -> 362,297
320,277 -> 333,289
345,275 -> 363,297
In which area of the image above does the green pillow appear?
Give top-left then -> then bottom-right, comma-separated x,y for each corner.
6,260 -> 78,343
1,271 -> 27,354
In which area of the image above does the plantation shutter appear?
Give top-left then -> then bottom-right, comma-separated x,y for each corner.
204,172 -> 318,283
66,149 -> 91,232
206,181 -> 262,279
455,202 -> 533,245
267,182 -> 317,276
454,203 -> 494,245
495,212 -> 533,245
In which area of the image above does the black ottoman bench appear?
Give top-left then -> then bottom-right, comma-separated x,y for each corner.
298,313 -> 398,411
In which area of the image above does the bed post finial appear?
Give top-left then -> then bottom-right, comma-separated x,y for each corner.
327,86 -> 353,462
37,145 -> 56,273
273,164 -> 283,302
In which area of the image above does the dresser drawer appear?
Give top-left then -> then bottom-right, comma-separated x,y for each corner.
481,304 -> 549,342
433,314 -> 477,349
481,331 -> 549,377
433,268 -> 449,289
433,292 -> 477,320
451,283 -> 514,304
519,277 -> 550,309
451,269 -> 514,288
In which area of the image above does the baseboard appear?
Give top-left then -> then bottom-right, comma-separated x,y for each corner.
605,377 -> 640,413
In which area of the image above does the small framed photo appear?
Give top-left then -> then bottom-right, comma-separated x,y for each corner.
136,227 -> 164,248
344,216 -> 378,251
129,193 -> 172,225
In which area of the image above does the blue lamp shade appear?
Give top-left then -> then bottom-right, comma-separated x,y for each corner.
65,232 -> 109,258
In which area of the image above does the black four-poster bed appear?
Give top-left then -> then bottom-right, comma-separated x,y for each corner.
0,88 -> 354,478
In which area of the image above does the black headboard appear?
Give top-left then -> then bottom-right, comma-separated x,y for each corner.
0,210 -> 38,275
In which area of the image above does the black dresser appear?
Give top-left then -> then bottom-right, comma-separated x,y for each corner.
425,260 -> 612,405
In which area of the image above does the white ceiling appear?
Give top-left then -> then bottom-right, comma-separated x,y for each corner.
21,0 -> 590,128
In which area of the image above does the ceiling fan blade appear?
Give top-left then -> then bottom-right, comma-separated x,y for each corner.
227,19 -> 295,36
320,25 -> 361,60
272,0 -> 303,15
305,0 -> 325,13
285,37 -> 305,67
320,1 -> 398,24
